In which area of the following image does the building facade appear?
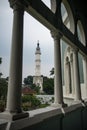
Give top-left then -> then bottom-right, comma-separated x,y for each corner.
0,0 -> 87,130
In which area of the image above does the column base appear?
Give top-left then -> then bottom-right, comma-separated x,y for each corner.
0,111 -> 29,121
51,102 -> 67,108
71,99 -> 85,106
73,99 -> 83,103
40,90 -> 44,94
84,98 -> 87,106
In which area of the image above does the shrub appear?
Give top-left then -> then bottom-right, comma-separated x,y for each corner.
22,95 -> 41,110
0,100 -> 5,112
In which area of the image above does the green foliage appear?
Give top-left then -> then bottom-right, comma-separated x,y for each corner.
0,57 -> 2,65
43,77 -> 54,94
23,75 -> 40,93
22,95 -> 50,111
30,84 -> 40,94
0,72 -> 3,78
6,77 -> 9,81
0,100 -> 5,112
23,71 -> 55,95
43,68 -> 54,94
22,102 -> 31,111
50,67 -> 54,76
0,57 -> 2,78
0,78 -> 8,100
24,75 -> 33,85
22,95 -> 41,110
39,103 -> 50,108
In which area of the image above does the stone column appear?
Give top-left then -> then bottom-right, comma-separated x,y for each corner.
64,57 -> 70,95
51,31 -> 66,107
70,53 -> 75,96
83,56 -> 87,97
72,48 -> 82,101
0,3 -> 28,120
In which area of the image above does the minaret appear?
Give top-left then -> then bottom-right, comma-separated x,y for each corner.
35,42 -> 41,76
33,41 -> 43,92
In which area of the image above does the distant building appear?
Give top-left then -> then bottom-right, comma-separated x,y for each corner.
22,85 -> 36,95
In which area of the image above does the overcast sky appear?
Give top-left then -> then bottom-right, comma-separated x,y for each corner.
0,0 -> 54,80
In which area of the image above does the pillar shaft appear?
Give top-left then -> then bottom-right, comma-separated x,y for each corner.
73,48 -> 82,100
70,60 -> 75,95
83,57 -> 87,97
6,5 -> 24,113
51,32 -> 64,105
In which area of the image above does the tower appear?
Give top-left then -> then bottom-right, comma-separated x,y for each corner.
33,41 -> 43,92
35,42 -> 41,76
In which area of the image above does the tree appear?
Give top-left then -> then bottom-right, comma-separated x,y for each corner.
6,77 -> 9,81
24,75 -> 33,85
30,83 -> 40,94
43,76 -> 54,95
23,75 -> 40,93
22,95 -> 41,111
50,67 -> 54,76
0,73 -> 3,78
0,57 -> 2,78
0,57 -> 2,65
0,78 -> 8,100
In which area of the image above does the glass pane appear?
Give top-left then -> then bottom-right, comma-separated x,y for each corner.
61,3 -> 70,29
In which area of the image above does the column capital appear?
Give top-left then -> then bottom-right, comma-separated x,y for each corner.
71,47 -> 79,53
51,31 -> 62,40
8,0 -> 24,11
83,55 -> 87,61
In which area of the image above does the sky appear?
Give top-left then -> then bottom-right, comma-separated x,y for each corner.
0,0 -> 54,80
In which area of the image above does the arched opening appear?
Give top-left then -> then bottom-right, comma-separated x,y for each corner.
41,0 -> 51,10
77,20 -> 86,46
23,13 -> 54,79
41,0 -> 57,14
64,46 -> 74,96
61,0 -> 75,34
77,21 -> 86,98
50,0 -> 57,13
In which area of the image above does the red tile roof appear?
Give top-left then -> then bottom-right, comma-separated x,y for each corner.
22,86 -> 36,95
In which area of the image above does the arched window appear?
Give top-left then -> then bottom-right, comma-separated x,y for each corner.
41,0 -> 57,14
61,0 -> 75,34
50,0 -> 56,13
41,0 -> 51,10
77,20 -> 86,46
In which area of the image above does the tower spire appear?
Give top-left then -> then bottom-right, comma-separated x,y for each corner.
33,41 -> 43,92
37,40 -> 39,44
35,41 -> 41,55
